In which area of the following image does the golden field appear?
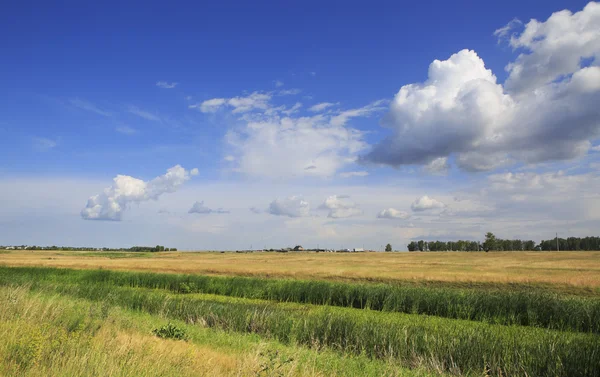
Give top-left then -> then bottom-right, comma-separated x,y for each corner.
2,249 -> 599,289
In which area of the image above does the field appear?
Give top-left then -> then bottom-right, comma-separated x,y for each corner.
0,250 -> 599,376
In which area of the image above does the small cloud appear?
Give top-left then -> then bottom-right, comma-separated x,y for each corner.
81,165 -> 197,221
377,208 -> 410,220
273,80 -> 284,87
33,137 -> 57,151
411,196 -> 445,212
339,171 -> 369,178
268,196 -> 310,217
591,145 -> 600,152
69,98 -> 111,117
319,195 -> 362,219
308,102 -> 338,112
249,207 -> 262,214
116,125 -> 137,135
190,168 -> 199,176
128,106 -> 161,122
156,81 -> 178,89
278,88 -> 302,96
493,18 -> 522,41
310,72 -> 316,76
158,209 -> 171,214
185,96 -> 193,101
304,165 -> 317,170
224,155 -> 235,162
188,201 -> 229,214
424,157 -> 449,175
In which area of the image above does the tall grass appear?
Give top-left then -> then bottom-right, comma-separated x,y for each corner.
0,286 -> 435,377
9,278 -> 600,377
2,266 -> 599,333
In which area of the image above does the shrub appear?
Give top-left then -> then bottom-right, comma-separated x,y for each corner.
152,323 -> 188,341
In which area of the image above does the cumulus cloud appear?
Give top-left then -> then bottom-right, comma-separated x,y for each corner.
339,171 -> 369,178
268,196 -> 310,217
188,201 -> 229,214
365,3 -> 600,172
156,81 -> 178,89
377,208 -> 410,219
274,80 -> 284,87
81,165 -> 198,221
319,195 -> 362,218
309,102 -> 338,112
189,92 -> 272,114
411,196 -> 445,212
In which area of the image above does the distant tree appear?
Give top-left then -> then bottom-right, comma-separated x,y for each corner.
417,240 -> 425,252
385,243 -> 392,252
407,241 -> 418,251
483,232 -> 497,252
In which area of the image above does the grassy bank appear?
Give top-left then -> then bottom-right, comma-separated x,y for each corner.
3,273 -> 598,377
2,266 -> 598,333
0,285 -> 436,377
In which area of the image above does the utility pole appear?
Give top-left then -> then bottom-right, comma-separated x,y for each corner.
556,233 -> 559,252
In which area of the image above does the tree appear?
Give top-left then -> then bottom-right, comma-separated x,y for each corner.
407,241 -> 418,252
385,243 -> 392,252
483,232 -> 497,252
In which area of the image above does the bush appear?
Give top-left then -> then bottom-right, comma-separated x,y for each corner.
152,323 -> 188,341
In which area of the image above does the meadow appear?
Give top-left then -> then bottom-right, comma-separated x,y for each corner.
1,250 -> 599,376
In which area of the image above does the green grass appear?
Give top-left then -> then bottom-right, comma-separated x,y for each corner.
4,277 -> 599,377
0,285 -> 440,377
2,266 -> 599,334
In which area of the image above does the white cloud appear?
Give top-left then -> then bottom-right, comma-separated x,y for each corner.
224,155 -> 235,162
116,125 -> 137,135
188,201 -> 229,214
69,98 -> 111,117
377,208 -> 410,220
226,114 -> 367,178
81,165 -> 197,221
282,102 -> 302,115
310,72 -> 316,77
189,92 -> 272,114
592,145 -> 600,152
268,196 -> 310,217
330,100 -> 387,127
411,195 -> 445,212
308,102 -> 338,112
274,80 -> 284,87
493,18 -> 522,40
339,171 -> 369,178
319,195 -> 362,218
33,137 -> 57,151
366,3 -> 600,172
128,106 -> 162,122
278,88 -> 302,96
505,2 -> 600,94
156,81 -> 178,89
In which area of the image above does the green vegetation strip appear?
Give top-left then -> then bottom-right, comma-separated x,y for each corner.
2,276 -> 598,376
1,286 -> 433,377
2,266 -> 599,334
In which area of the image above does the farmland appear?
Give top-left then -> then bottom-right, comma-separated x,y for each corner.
1,250 -> 599,376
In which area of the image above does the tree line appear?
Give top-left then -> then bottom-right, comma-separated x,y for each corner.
0,245 -> 177,252
406,233 -> 600,252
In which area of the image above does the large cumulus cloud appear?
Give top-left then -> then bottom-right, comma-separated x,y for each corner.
365,2 -> 600,172
81,165 -> 198,221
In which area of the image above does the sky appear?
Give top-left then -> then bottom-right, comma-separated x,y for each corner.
1,0 -> 599,250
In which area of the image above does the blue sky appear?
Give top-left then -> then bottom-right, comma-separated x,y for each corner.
1,1 -> 599,250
